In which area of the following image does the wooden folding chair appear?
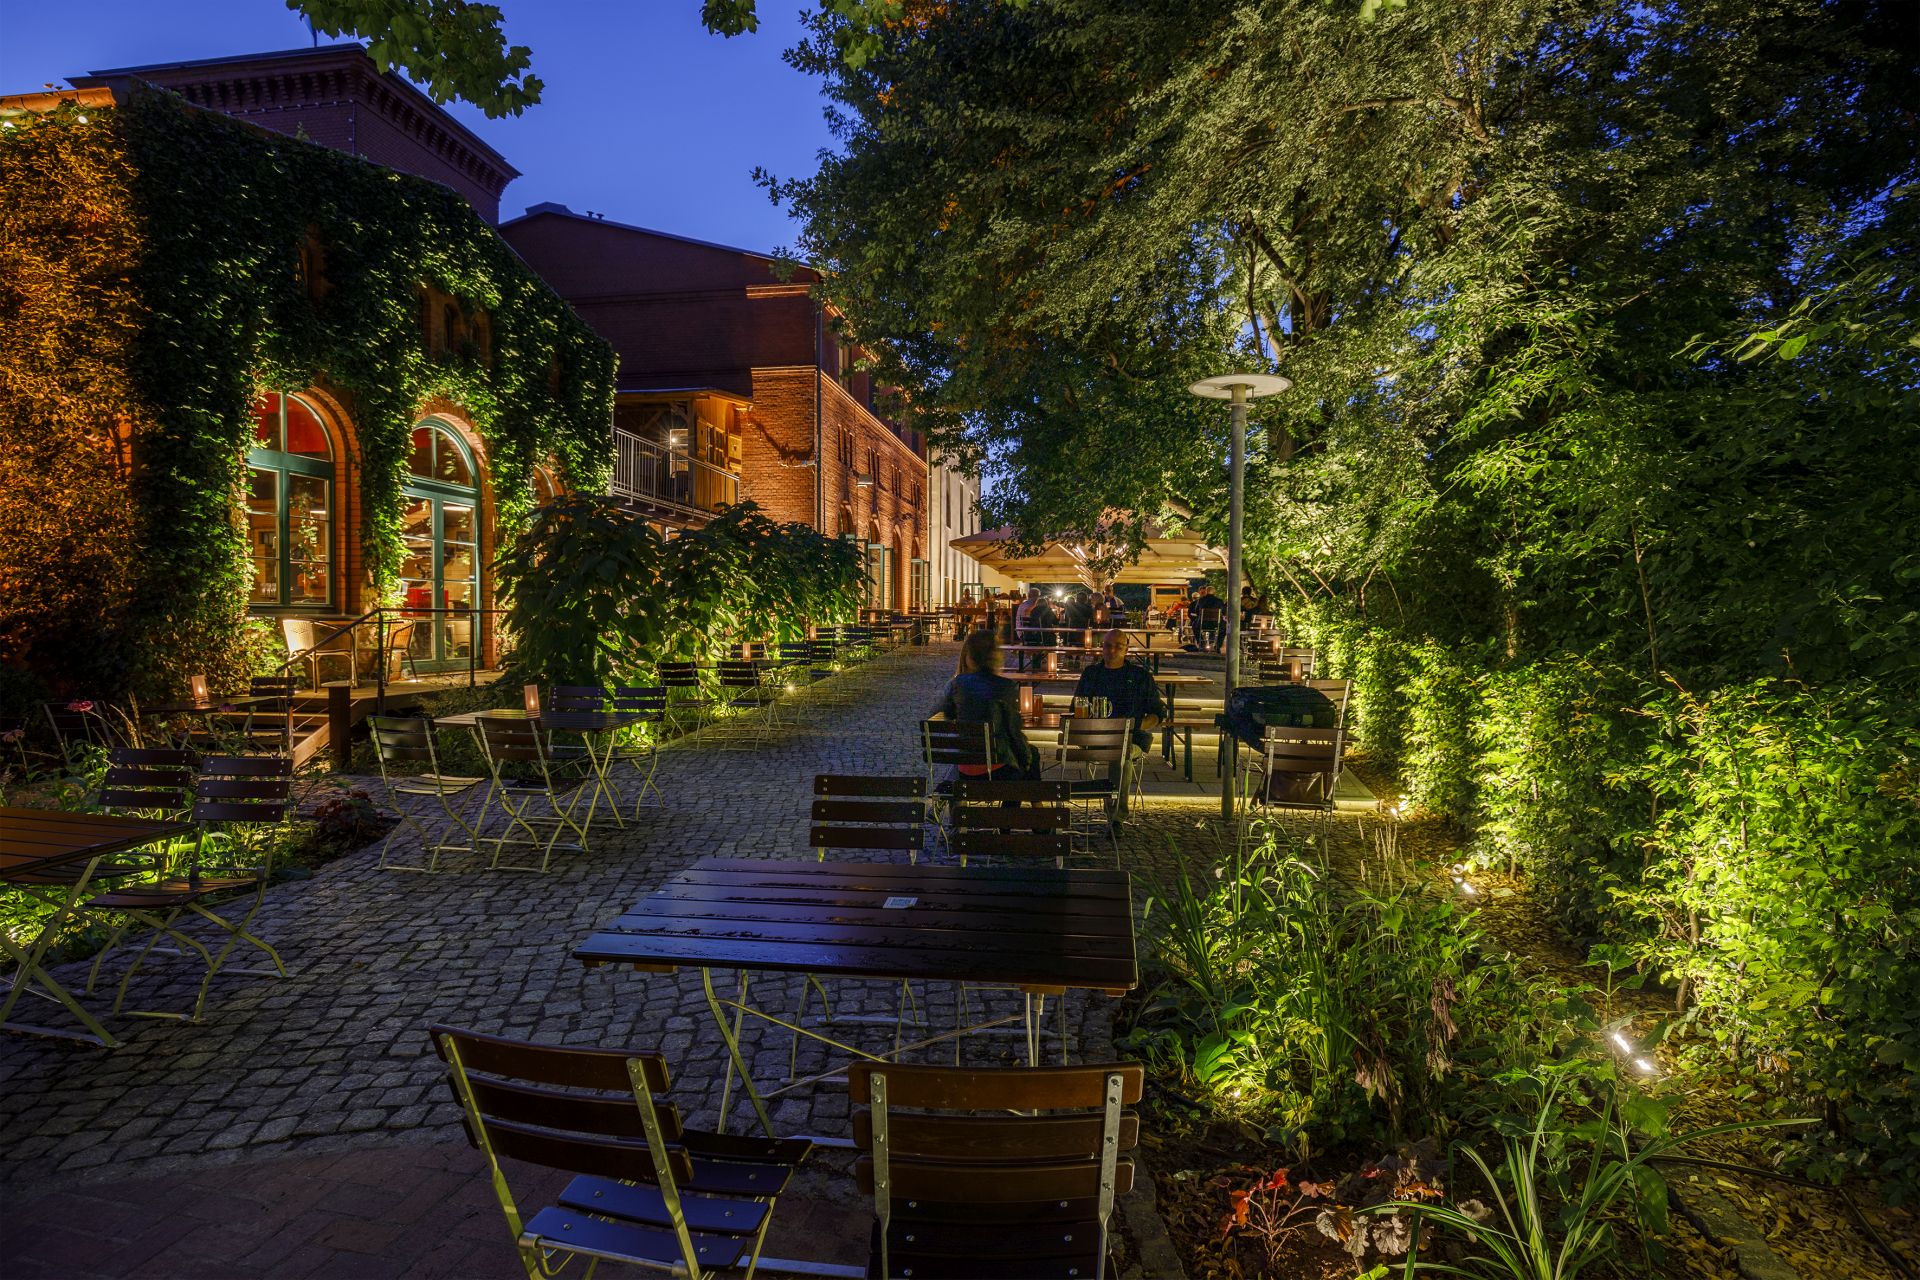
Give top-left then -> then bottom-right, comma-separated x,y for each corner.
1055,716 -> 1134,855
715,660 -> 782,747
368,716 -> 483,873
950,778 -> 1074,867
432,1024 -> 811,1280
919,720 -> 993,852
810,775 -> 927,864
611,685 -> 669,813
74,748 -> 199,996
475,715 -> 590,872
657,662 -> 711,733
83,755 -> 292,1022
1304,678 -> 1353,728
848,1061 -> 1143,1280
1240,725 -> 1345,854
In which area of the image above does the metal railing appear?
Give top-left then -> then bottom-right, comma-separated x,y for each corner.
276,606 -> 512,714
613,429 -> 739,514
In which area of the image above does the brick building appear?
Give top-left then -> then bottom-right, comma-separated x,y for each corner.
71,44 -> 518,223
500,203 -> 936,612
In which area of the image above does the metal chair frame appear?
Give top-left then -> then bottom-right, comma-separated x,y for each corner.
918,719 -> 993,853
474,714 -> 591,872
368,716 -> 484,873
610,685 -> 669,814
433,1024 -> 811,1280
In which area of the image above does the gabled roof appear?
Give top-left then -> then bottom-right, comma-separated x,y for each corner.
501,201 -> 812,275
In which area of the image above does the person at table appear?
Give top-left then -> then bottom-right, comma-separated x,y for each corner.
1071,629 -> 1168,818
930,628 -> 1044,781
1100,588 -> 1129,625
1191,585 -> 1226,652
1061,589 -> 1095,637
1014,586 -> 1046,646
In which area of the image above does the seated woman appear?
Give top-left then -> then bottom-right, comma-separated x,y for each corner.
930,628 -> 1043,781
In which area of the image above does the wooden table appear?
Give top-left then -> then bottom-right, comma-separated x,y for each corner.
0,807 -> 193,1047
1003,644 -> 1167,674
1000,669 -> 1213,715
575,857 -> 1137,1136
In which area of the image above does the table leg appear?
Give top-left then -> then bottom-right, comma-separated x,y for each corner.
0,856 -> 121,1047
703,967 -> 775,1138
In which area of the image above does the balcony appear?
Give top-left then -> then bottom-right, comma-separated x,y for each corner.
612,427 -> 738,519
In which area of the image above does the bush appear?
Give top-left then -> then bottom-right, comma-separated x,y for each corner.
1404,643 -> 1482,826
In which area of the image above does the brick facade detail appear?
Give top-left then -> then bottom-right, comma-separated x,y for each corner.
72,45 -> 518,223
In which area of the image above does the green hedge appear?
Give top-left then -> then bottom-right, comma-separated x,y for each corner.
1279,598 -> 1920,1193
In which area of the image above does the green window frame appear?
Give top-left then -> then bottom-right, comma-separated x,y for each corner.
246,392 -> 335,609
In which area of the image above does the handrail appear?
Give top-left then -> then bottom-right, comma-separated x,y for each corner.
272,606 -> 511,714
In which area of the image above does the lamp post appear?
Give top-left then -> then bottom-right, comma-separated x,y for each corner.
1189,373 -> 1292,819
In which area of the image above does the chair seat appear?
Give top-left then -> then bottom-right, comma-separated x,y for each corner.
6,859 -> 155,886
521,1206 -> 749,1272
1066,778 -> 1117,798
87,874 -> 261,909
684,1154 -> 798,1197
395,774 -> 485,794
557,1174 -> 770,1235
682,1128 -> 813,1167
869,1214 -> 1108,1278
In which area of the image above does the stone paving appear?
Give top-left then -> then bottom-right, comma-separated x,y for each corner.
0,645 -> 1237,1278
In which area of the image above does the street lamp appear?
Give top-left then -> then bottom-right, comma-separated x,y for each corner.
1189,372 -> 1291,819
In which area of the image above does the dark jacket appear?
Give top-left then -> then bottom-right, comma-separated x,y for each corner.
932,671 -> 1040,772
1072,659 -> 1169,750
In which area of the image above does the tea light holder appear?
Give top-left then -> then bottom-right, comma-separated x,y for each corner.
523,683 -> 542,715
189,674 -> 209,705
1019,685 -> 1038,718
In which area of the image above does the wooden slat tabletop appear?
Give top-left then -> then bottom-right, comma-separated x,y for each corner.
576,857 -> 1138,993
0,807 -> 193,880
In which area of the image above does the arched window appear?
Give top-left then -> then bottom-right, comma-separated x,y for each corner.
401,420 -> 481,667
247,392 -> 334,607
532,466 -> 561,506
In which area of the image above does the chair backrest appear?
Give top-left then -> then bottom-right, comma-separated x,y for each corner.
476,714 -> 550,767
383,619 -> 419,655
811,775 -> 926,859
193,755 -> 293,825
548,684 -> 606,712
611,686 -> 668,719
1258,726 -> 1344,807
1058,716 -> 1130,767
716,660 -> 759,689
1303,679 -> 1352,725
778,641 -> 811,662
656,662 -> 701,690
847,1061 -> 1143,1280
97,748 -> 197,815
920,720 -> 992,770
1256,658 -> 1294,683
280,617 -> 315,653
370,715 -> 439,766
951,778 -> 1073,861
430,1025 -> 703,1268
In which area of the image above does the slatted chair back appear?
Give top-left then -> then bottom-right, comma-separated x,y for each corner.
1256,657 -> 1294,684
1303,678 -> 1352,728
950,778 -> 1074,862
811,775 -> 926,861
192,756 -> 293,851
96,748 -> 197,816
715,660 -> 760,692
847,1061 -> 1144,1280
1058,716 -> 1131,769
778,641 -> 812,665
656,662 -> 702,692
548,685 -> 607,712
806,639 -> 839,668
476,714 -> 550,765
611,686 -> 669,720
1256,726 -> 1344,809
1281,646 -> 1317,679
920,720 -> 993,772
370,716 -> 438,766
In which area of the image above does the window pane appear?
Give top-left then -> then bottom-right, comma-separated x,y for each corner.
288,474 -> 330,604
289,561 -> 328,604
284,397 -> 331,458
400,498 -> 433,580
442,504 -> 474,546
409,427 -> 435,478
253,395 -> 282,450
435,431 -> 472,486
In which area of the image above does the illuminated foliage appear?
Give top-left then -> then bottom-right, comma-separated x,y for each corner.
0,90 -> 614,703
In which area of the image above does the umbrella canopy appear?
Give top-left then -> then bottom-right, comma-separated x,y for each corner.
949,526 -> 1228,588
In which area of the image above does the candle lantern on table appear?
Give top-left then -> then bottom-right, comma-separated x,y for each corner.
1019,684 -> 1038,719
523,683 -> 542,715
189,674 -> 209,705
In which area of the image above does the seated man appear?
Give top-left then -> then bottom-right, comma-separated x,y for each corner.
1070,629 -> 1168,820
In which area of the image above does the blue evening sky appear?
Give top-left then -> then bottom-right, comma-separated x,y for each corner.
0,1 -> 836,254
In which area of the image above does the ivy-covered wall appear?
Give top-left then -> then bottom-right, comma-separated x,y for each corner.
0,86 -> 615,704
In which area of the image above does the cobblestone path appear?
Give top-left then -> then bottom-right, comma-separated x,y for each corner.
1,645 -> 1236,1278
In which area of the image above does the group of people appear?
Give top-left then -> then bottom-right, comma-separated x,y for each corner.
932,625 -> 1167,827
1011,586 -> 1127,646
1162,585 -> 1264,654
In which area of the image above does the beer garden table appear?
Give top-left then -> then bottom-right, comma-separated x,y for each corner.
573,856 -> 1137,1139
0,806 -> 193,1047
